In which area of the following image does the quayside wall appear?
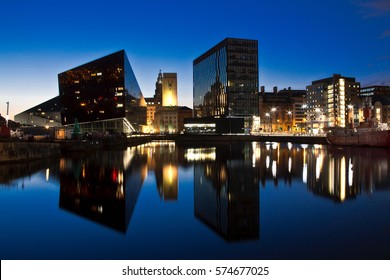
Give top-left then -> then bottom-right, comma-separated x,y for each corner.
0,141 -> 61,163
1,134 -> 327,163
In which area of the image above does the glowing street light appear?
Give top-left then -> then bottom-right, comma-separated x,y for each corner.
270,107 -> 277,132
265,112 -> 271,132
347,104 -> 354,128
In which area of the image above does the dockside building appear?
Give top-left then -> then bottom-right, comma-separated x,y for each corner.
58,50 -> 146,133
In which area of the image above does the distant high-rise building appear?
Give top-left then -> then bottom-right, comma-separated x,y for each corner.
306,74 -> 360,128
359,85 -> 390,97
58,50 -> 146,133
193,38 -> 259,118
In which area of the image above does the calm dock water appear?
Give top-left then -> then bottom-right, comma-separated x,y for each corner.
1,140 -> 389,259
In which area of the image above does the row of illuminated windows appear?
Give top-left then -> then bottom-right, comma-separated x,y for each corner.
90,72 -> 102,77
74,90 -> 119,96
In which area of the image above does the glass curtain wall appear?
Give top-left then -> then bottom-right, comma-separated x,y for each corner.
193,38 -> 258,118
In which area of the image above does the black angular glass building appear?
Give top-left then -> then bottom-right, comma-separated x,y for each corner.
193,38 -> 259,118
58,50 -> 146,133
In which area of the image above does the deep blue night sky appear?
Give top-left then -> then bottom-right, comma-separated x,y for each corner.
0,0 -> 389,118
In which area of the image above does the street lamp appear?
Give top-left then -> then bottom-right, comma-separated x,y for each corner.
265,112 -> 270,132
347,104 -> 354,128
270,107 -> 277,133
301,104 -> 308,134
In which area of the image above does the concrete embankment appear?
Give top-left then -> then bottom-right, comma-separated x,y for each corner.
0,141 -> 61,163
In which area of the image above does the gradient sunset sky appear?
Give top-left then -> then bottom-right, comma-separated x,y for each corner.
0,0 -> 389,119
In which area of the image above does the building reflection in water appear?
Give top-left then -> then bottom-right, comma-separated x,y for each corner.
58,141 -> 183,233
187,144 -> 260,242
53,140 -> 390,236
250,141 -> 390,202
59,147 -> 147,233
0,159 -> 58,187
184,141 -> 389,242
137,141 -> 181,201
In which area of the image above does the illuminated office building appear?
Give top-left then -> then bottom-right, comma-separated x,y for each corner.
306,74 -> 360,128
193,38 -> 259,118
58,50 -> 146,133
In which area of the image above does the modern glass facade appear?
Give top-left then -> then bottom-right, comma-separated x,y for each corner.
14,96 -> 61,127
193,38 -> 258,118
58,50 -> 145,132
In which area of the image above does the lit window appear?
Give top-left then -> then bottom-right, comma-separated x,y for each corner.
97,72 -> 102,76
75,91 -> 80,94
117,103 -> 123,108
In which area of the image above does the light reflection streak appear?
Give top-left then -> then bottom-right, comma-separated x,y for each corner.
348,158 -> 353,187
328,157 -> 335,195
301,144 -> 307,183
45,168 -> 50,181
340,156 -> 346,201
266,155 -> 270,169
316,153 -> 323,181
185,148 -> 216,161
272,161 -> 277,178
